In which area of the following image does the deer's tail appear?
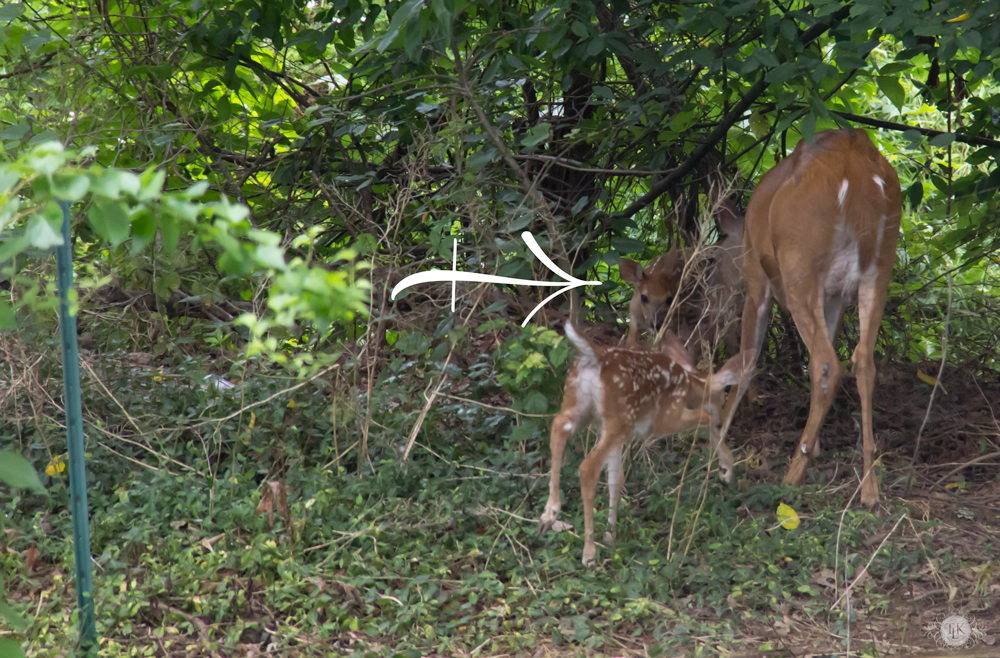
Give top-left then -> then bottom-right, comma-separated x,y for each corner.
565,321 -> 600,371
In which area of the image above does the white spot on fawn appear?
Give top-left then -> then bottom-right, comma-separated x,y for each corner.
838,179 -> 849,207
801,443 -> 808,454
563,422 -> 573,431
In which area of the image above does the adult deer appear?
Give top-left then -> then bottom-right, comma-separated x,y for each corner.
538,321 -> 754,564
718,129 -> 902,505
619,196 -> 745,363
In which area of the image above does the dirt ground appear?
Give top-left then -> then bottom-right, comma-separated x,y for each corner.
720,356 -> 1000,658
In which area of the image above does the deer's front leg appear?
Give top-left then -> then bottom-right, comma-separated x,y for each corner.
705,408 -> 735,483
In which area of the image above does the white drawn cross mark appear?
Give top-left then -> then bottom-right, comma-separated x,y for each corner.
390,231 -> 602,327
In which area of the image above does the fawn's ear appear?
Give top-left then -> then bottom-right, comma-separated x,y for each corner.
618,258 -> 644,285
710,349 -> 757,391
659,331 -> 695,370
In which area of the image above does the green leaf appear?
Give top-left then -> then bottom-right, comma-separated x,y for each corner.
466,146 -> 496,171
907,181 -> 923,208
0,301 -> 14,329
0,600 -> 27,633
901,129 -> 924,147
0,123 -> 29,141
966,148 -> 992,166
928,132 -> 956,147
254,245 -> 287,270
0,235 -> 29,264
25,144 -> 65,177
154,271 -> 177,299
0,3 -> 24,21
403,16 -> 423,59
88,198 -> 131,247
0,451 -> 45,493
765,62 -> 797,84
586,36 -> 604,57
117,171 -> 141,197
131,211 -> 157,254
182,180 -> 209,199
160,215 -> 179,255
137,168 -> 165,202
748,112 -> 769,139
0,170 -> 18,195
800,112 -> 816,143
610,237 -> 646,254
216,97 -> 232,122
521,123 -> 550,148
878,62 -> 913,75
0,637 -> 26,658
25,215 -> 63,249
376,0 -> 425,53
876,76 -> 906,110
836,53 -> 868,69
50,174 -> 90,201
754,47 -> 779,68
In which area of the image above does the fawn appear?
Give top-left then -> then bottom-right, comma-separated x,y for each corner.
538,320 -> 754,563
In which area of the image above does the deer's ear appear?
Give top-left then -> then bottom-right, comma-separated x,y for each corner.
665,249 -> 687,277
710,349 -> 757,391
618,258 -> 644,284
659,331 -> 695,370
715,196 -> 745,240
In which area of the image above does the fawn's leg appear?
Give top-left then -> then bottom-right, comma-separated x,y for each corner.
539,369 -> 583,532
603,448 -> 623,545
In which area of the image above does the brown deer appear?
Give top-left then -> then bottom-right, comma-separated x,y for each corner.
538,321 -> 755,564
619,195 -> 745,364
718,129 -> 902,505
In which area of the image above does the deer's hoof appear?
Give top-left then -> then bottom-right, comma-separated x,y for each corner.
538,507 -> 560,534
860,480 -> 880,507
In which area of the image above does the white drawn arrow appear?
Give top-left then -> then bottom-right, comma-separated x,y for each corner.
391,231 -> 601,327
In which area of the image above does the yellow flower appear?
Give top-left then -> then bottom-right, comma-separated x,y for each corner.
46,454 -> 67,476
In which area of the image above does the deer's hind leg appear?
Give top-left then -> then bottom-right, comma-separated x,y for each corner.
540,365 -> 589,533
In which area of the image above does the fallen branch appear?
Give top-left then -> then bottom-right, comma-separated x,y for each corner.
934,452 -> 1000,486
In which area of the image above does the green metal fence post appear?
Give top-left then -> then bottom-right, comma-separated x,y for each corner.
55,201 -> 96,652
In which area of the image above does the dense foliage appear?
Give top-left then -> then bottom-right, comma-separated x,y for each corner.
0,0 -> 998,653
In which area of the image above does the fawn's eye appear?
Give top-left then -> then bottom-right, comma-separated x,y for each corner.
641,294 -> 649,304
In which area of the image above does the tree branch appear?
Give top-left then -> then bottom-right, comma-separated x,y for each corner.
829,110 -> 1000,149
613,5 -> 853,220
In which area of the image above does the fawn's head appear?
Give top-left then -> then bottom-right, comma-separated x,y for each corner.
658,330 -> 754,410
618,251 -> 687,336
